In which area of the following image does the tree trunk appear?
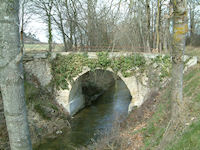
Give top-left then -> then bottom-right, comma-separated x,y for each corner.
156,0 -> 160,51
48,14 -> 53,52
172,0 -> 187,107
146,0 -> 151,52
159,0 -> 187,148
60,19 -> 67,51
0,1 -> 32,150
151,1 -> 155,49
20,0 -> 26,54
58,9 -> 67,51
171,0 -> 187,121
87,0 -> 97,47
189,3 -> 195,45
69,20 -> 74,49
62,31 -> 67,51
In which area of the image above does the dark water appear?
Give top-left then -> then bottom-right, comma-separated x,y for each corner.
35,80 -> 131,150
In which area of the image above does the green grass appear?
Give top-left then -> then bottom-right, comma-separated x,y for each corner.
166,65 -> 200,150
183,68 -> 200,82
24,43 -> 64,52
194,93 -> 200,102
183,67 -> 200,97
169,65 -> 200,149
34,104 -> 51,120
141,87 -> 171,149
24,81 -> 58,120
24,81 -> 40,105
185,46 -> 200,57
139,64 -> 200,150
184,77 -> 200,97
167,120 -> 200,150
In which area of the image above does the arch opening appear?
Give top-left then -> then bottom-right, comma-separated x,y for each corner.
68,69 -> 132,116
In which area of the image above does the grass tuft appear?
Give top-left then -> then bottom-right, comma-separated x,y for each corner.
167,120 -> 200,150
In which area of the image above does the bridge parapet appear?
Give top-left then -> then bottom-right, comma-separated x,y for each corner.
24,51 -> 198,61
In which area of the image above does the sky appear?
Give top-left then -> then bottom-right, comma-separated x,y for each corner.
26,19 -> 63,43
26,20 -> 47,43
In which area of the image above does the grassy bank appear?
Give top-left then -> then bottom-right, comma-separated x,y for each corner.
139,64 -> 200,150
185,46 -> 200,57
83,47 -> 200,150
166,64 -> 200,150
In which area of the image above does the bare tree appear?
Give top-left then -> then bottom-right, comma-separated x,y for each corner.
52,0 -> 68,50
87,0 -> 98,47
187,0 -> 200,45
0,0 -> 32,149
66,0 -> 79,49
53,0 -> 86,51
20,0 -> 33,53
31,0 -> 54,51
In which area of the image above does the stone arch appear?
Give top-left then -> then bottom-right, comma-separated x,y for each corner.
55,67 -> 149,116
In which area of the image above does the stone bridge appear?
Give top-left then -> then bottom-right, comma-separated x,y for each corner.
23,52 -> 198,116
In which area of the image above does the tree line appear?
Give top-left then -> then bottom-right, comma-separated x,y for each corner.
21,0 -> 200,52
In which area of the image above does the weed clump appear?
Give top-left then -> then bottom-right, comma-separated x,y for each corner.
51,52 -> 173,90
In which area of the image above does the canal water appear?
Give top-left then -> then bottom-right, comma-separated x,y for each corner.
35,80 -> 131,150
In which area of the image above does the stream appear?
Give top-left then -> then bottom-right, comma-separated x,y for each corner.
35,79 -> 131,150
